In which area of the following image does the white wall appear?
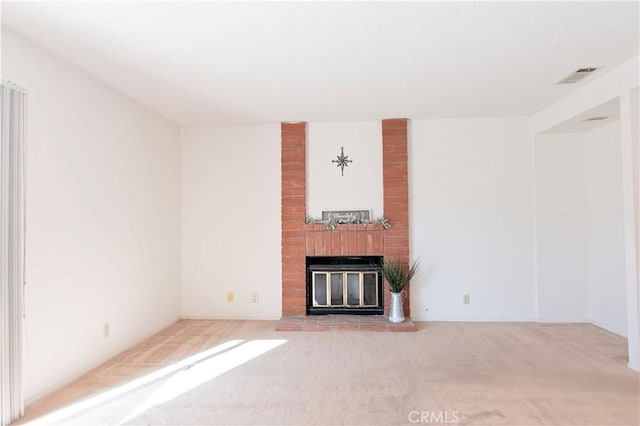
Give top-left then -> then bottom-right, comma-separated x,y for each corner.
409,118 -> 536,321
532,58 -> 638,369
625,88 -> 640,369
632,88 -> 639,289
307,121 -> 383,218
585,122 -> 627,335
533,122 -> 627,334
534,133 -> 589,322
1,30 -> 181,401
180,124 -> 281,320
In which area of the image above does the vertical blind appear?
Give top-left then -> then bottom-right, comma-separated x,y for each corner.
0,81 -> 27,426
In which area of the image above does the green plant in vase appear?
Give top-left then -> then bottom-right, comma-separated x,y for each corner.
379,259 -> 419,323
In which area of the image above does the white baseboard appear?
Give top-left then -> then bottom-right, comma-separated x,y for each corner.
587,319 -> 627,337
179,315 -> 281,321
411,316 -> 536,322
179,315 -> 630,339
536,318 -> 591,324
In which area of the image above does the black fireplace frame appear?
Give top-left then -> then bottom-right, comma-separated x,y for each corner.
306,256 -> 384,315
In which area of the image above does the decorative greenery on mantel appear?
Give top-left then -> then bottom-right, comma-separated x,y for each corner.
305,216 -> 391,230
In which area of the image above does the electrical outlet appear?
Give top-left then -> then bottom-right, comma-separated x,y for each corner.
251,292 -> 259,303
227,292 -> 234,303
103,322 -> 110,337
463,294 -> 470,304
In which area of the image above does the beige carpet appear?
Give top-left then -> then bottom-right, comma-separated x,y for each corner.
17,320 -> 640,425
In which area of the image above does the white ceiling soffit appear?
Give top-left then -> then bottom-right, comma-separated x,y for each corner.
2,2 -> 639,126
540,98 -> 620,134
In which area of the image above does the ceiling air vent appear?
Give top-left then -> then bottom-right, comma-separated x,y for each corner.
581,116 -> 608,122
556,67 -> 599,84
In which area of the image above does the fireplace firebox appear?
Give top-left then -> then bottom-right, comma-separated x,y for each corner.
306,256 -> 383,315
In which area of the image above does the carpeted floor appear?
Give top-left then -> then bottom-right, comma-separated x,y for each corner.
16,320 -> 640,425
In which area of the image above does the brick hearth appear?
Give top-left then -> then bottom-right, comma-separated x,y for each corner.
280,119 -> 410,319
275,315 -> 417,332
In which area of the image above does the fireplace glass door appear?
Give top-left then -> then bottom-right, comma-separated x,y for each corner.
307,256 -> 383,315
312,271 -> 379,308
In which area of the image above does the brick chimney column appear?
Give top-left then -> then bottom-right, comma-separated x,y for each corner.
382,118 -> 410,316
281,122 -> 307,315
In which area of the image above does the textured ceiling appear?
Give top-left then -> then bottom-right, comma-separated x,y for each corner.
2,2 -> 639,125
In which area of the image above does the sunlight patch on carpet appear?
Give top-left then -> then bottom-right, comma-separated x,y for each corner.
26,339 -> 286,425
119,339 -> 287,422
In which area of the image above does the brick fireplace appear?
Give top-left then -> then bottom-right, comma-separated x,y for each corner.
280,119 -> 410,318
